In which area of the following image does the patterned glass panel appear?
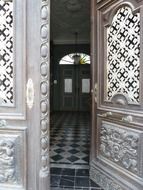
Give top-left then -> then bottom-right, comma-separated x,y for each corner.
59,53 -> 90,65
106,6 -> 140,104
0,0 -> 13,106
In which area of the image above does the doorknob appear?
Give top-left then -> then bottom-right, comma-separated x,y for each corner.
26,79 -> 34,109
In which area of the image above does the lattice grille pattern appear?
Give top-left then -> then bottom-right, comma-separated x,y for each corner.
107,6 -> 140,103
0,0 -> 13,105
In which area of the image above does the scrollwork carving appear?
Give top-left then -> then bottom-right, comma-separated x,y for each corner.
90,167 -> 125,190
100,122 -> 139,174
0,138 -> 16,184
40,0 -> 50,178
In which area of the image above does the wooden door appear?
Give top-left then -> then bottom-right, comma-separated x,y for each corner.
0,0 -> 50,190
78,65 -> 91,111
60,65 -> 90,111
60,65 -> 77,111
90,0 -> 143,190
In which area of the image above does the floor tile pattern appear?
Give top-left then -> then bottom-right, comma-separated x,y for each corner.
50,112 -> 90,168
50,168 -> 103,190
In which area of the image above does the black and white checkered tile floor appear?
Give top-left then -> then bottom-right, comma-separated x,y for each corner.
50,112 -> 90,168
50,112 -> 103,190
50,167 -> 103,190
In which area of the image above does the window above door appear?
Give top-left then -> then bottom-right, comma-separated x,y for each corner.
59,53 -> 90,65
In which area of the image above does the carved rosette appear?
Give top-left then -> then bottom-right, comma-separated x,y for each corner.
40,0 -> 50,177
90,167 -> 125,190
100,122 -> 139,175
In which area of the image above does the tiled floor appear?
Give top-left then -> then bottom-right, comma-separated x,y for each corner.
50,112 -> 90,168
50,168 -> 103,190
50,112 -> 102,190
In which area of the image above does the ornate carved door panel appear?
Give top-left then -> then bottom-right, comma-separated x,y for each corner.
0,0 -> 50,190
90,0 -> 143,190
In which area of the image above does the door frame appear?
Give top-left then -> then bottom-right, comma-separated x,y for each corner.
39,0 -> 93,190
90,0 -> 97,162
38,0 -> 94,189
26,0 -> 50,189
38,0 -> 143,190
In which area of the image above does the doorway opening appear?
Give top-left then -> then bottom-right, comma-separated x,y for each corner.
49,0 -> 100,189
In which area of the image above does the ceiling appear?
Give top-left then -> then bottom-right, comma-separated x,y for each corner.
51,0 -> 90,44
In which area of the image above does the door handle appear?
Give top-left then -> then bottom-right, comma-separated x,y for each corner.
26,79 -> 34,109
94,83 -> 98,103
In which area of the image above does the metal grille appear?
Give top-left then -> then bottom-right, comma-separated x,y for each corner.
0,0 -> 13,106
107,6 -> 140,104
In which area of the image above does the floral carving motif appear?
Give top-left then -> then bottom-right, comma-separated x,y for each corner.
100,122 -> 139,174
0,138 -> 16,183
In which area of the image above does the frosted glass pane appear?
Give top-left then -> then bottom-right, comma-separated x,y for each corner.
0,0 -> 14,106
65,79 -> 72,93
82,79 -> 90,93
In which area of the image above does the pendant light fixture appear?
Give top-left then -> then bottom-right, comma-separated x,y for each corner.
72,32 -> 81,65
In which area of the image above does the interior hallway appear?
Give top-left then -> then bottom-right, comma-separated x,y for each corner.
50,112 -> 103,190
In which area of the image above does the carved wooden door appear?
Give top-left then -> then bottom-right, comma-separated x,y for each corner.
90,0 -> 143,190
0,0 -> 50,190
